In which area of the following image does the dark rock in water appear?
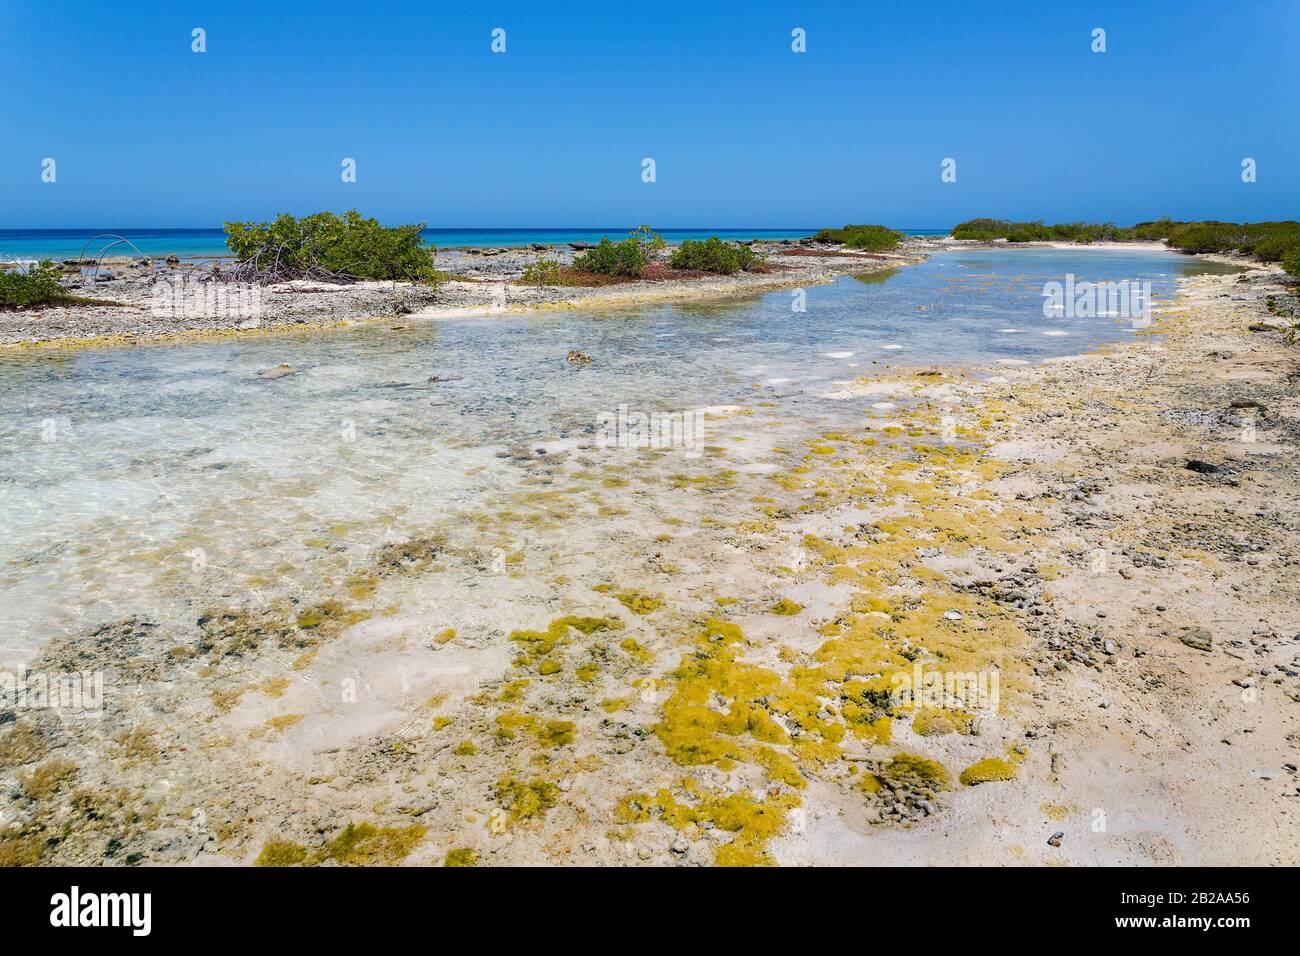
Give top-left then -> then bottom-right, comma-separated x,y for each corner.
530,243 -> 548,251
569,241 -> 593,251
1179,628 -> 1213,652
566,350 -> 593,366
1184,459 -> 1221,474
427,373 -> 463,383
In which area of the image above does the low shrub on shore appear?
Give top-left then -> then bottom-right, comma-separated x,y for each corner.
572,236 -> 649,277
0,260 -> 70,308
951,218 -> 1135,243
1153,220 -> 1300,263
668,237 -> 766,274
521,253 -> 566,287
571,227 -> 665,278
812,224 -> 903,251
222,210 -> 439,284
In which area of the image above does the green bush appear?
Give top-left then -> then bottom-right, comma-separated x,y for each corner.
223,210 -> 438,282
1159,220 -> 1300,262
668,237 -> 765,274
1283,246 -> 1300,280
572,236 -> 648,277
521,254 -> 565,287
628,224 -> 667,257
0,260 -> 70,308
813,224 -> 903,251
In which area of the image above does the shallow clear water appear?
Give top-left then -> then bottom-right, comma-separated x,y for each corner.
0,248 -> 1225,665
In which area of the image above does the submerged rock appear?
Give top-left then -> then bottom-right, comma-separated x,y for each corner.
257,364 -> 298,380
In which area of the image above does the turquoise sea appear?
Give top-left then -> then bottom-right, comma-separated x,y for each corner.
0,227 -> 950,262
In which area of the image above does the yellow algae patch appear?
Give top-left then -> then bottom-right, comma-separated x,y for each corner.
494,777 -> 560,825
617,590 -> 664,615
652,619 -> 833,790
601,697 -> 629,713
251,714 -> 303,738
508,615 -> 622,674
616,784 -> 799,867
493,711 -> 575,748
769,598 -> 803,616
452,740 -> 478,756
884,752 -> 952,791
498,679 -> 529,702
254,840 -> 307,867
619,637 -> 653,665
255,822 -> 425,867
19,758 -> 78,801
959,757 -> 1017,786
445,848 -> 478,867
911,708 -> 976,737
316,822 -> 425,865
259,676 -> 290,698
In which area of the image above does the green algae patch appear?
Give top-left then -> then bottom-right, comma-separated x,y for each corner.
254,839 -> 308,867
885,752 -> 952,791
445,848 -> 478,867
453,740 -> 478,756
770,598 -> 803,616
959,757 -> 1017,786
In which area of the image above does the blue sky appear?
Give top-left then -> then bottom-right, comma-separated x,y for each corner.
2,0 -> 1297,228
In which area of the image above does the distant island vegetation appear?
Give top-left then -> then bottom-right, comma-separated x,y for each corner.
950,218 -> 1300,277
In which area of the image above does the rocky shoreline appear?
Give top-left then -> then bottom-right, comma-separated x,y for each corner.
0,254 -> 1295,866
0,238 -> 933,349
